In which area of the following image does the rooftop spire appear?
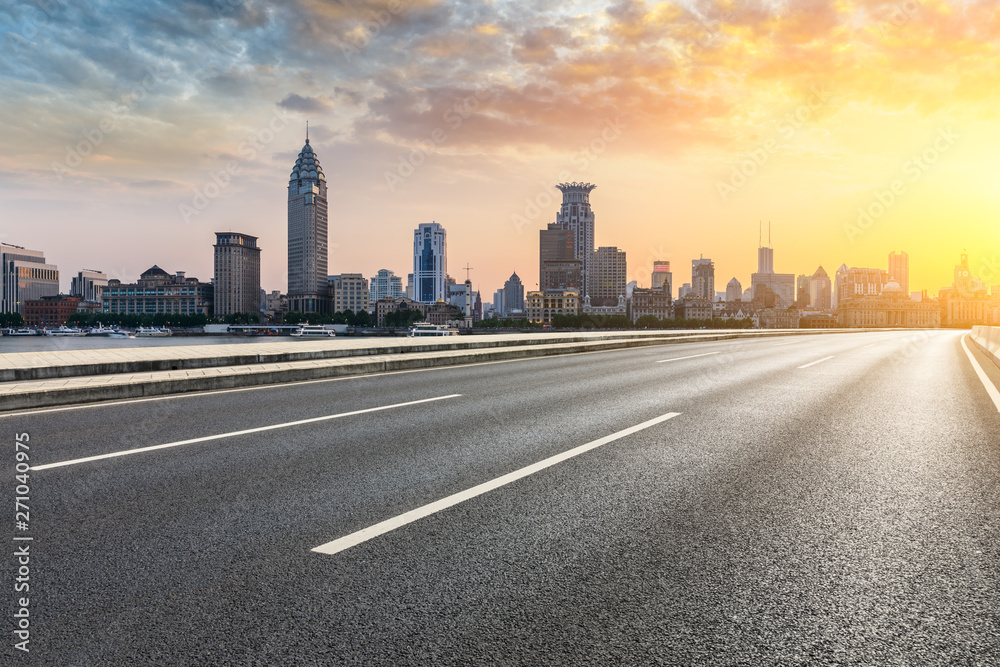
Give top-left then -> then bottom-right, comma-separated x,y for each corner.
305,120 -> 309,144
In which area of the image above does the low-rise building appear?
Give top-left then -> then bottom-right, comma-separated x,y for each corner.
757,307 -> 801,329
526,289 -> 580,325
102,266 -> 213,317
24,295 -> 82,327
629,287 -> 673,323
674,297 -> 714,321
374,297 -> 427,327
839,282 -> 941,328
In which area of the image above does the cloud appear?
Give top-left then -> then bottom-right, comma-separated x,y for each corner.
277,93 -> 336,113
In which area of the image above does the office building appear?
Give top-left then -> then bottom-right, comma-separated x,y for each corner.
526,289 -> 580,325
888,251 -> 909,297
554,182 -> 596,291
287,135 -> 329,314
1,243 -> 59,315
328,273 -> 371,313
214,232 -> 261,317
839,281 -> 941,328
70,269 -> 108,304
691,257 -> 715,300
589,246 -> 627,306
836,267 -> 888,305
103,266 -> 213,317
24,295 -> 83,328
369,269 -> 403,303
726,277 -> 743,302
413,222 -> 447,303
750,236 -> 795,307
796,274 -> 811,308
539,223 -> 582,292
630,287 -> 673,323
503,272 -> 525,314
809,266 -> 832,311
651,261 -> 672,294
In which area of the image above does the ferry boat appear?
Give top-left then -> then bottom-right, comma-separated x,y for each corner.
135,327 -> 172,337
108,330 -> 136,339
290,325 -> 336,338
407,323 -> 460,337
5,328 -> 39,336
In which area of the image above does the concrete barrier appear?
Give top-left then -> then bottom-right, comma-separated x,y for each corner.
971,326 -> 1000,369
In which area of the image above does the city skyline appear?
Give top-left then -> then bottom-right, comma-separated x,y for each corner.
2,2 -> 999,300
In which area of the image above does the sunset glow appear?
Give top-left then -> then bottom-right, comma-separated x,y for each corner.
2,0 -> 999,295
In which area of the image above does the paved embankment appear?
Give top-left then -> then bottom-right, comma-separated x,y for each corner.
0,329 -> 889,410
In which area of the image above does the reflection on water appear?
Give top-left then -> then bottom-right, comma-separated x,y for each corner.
0,335 -> 298,354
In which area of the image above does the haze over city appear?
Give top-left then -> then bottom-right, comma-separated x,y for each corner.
2,0 -> 999,297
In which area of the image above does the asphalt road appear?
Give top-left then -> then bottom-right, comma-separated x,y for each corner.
4,330 -> 999,665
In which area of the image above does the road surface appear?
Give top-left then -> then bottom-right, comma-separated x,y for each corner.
5,330 -> 999,665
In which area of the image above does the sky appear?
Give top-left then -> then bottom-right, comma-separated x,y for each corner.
2,0 -> 999,301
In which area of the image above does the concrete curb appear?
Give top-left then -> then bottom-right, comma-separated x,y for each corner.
0,332 -> 766,411
0,328 -> 909,412
0,328 -> 873,382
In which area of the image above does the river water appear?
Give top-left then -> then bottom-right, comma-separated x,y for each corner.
0,335 -> 299,354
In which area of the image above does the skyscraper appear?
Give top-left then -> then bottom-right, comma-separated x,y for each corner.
652,261 -> 672,294
589,246 -> 627,306
796,274 -> 811,308
287,136 -> 329,314
214,232 -> 261,316
691,257 -> 715,300
413,222 -> 447,303
555,182 -> 596,292
0,243 -> 58,316
726,277 -> 742,302
888,251 -> 909,297
810,266 -> 832,310
503,272 -> 525,313
750,227 -> 795,307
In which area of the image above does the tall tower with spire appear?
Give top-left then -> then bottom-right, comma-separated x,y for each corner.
287,134 -> 329,314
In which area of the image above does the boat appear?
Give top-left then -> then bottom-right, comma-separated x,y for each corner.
6,328 -> 39,336
87,324 -> 119,336
108,331 -> 136,339
44,326 -> 87,337
135,327 -> 172,337
407,323 -> 460,337
290,325 -> 336,337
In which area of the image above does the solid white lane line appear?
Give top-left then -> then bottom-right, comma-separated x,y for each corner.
961,335 -> 1000,413
30,394 -> 462,471
312,411 -> 683,556
798,356 -> 835,369
656,351 -> 720,363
